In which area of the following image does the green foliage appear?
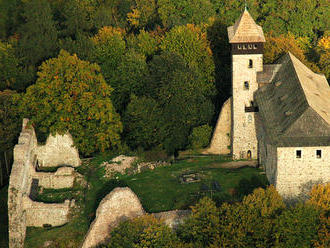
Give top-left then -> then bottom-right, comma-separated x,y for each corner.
17,50 -> 122,156
107,215 -> 179,248
0,41 -> 19,91
158,0 -> 214,28
178,197 -> 219,247
126,30 -> 159,57
0,90 -> 20,152
127,0 -> 159,30
17,0 -> 58,66
124,95 -> 161,150
160,24 -> 215,86
91,26 -> 126,82
274,203 -> 320,248
188,124 -> 212,149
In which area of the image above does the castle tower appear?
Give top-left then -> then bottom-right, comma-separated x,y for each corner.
227,9 -> 266,159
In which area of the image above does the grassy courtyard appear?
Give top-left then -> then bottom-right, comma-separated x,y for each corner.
22,154 -> 268,247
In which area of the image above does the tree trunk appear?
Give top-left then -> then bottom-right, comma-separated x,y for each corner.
4,151 -> 9,176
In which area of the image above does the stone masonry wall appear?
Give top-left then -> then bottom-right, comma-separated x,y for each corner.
276,146 -> 330,199
204,98 -> 231,155
33,167 -> 75,189
232,54 -> 263,159
37,133 -> 80,167
8,119 -> 78,248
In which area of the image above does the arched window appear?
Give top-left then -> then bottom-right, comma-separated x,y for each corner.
238,44 -> 242,50
253,44 -> 258,49
249,59 -> 253,68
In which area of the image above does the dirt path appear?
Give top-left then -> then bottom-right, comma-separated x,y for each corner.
209,160 -> 258,169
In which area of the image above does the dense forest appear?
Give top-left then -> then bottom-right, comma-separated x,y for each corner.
0,0 -> 329,158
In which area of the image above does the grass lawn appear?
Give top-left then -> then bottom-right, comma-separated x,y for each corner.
22,154 -> 268,247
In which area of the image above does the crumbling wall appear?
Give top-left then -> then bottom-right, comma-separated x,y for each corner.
37,133 -> 81,167
8,119 -> 78,248
33,167 -> 75,189
204,98 -> 231,154
82,187 -> 145,248
24,198 -> 71,227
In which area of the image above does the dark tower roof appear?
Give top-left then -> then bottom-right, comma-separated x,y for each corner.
228,9 -> 266,43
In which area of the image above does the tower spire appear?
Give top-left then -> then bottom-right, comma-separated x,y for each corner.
245,0 -> 248,11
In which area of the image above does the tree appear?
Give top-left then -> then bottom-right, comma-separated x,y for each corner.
316,36 -> 330,80
17,50 -> 122,156
127,0 -> 159,30
214,186 -> 284,248
0,90 -> 20,152
0,41 -> 19,91
160,24 -> 215,86
178,197 -> 220,247
16,0 -> 58,66
91,26 -> 126,83
107,215 -> 179,248
274,204 -> 320,248
126,30 -> 159,57
158,0 -> 214,28
188,125 -> 212,149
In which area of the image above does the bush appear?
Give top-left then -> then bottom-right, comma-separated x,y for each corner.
107,215 -> 179,248
188,124 -> 212,149
274,203 -> 320,248
177,197 -> 219,247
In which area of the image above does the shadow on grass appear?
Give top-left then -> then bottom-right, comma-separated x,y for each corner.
234,175 -> 269,198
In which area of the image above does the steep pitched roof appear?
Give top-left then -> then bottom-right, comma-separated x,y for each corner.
255,53 -> 330,147
227,9 -> 266,43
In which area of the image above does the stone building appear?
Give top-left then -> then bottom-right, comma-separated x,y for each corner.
207,9 -> 330,198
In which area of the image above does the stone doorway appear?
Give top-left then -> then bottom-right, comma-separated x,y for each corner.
247,150 -> 252,159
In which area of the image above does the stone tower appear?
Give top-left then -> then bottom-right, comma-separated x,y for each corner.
227,9 -> 265,159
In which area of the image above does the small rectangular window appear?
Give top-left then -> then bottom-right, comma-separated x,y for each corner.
249,59 -> 253,68
316,150 -> 322,158
296,150 -> 302,158
244,81 -> 249,90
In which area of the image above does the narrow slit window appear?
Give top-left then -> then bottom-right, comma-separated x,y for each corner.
249,59 -> 253,68
296,150 -> 302,159
316,150 -> 322,158
244,81 -> 249,90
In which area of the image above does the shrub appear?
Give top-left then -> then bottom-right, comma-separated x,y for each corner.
188,124 -> 212,149
274,203 -> 320,248
177,197 -> 219,247
107,215 -> 179,248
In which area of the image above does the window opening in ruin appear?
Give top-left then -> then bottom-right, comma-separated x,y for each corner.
253,44 -> 258,49
249,59 -> 253,68
296,150 -> 302,158
243,44 -> 247,50
316,150 -> 322,158
244,81 -> 249,90
238,44 -> 242,50
248,44 -> 253,49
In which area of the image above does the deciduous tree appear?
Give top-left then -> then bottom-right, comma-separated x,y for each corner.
17,50 -> 122,156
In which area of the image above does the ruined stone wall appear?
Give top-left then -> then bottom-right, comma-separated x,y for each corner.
8,119 -> 78,248
33,167 -> 75,189
8,119 -> 36,248
276,146 -> 330,198
24,198 -> 71,227
37,133 -> 80,167
204,98 -> 231,155
232,54 -> 263,159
